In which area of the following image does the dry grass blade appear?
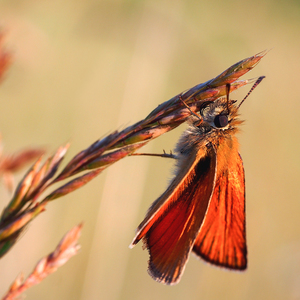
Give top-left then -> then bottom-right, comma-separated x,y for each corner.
0,149 -> 45,174
0,204 -> 46,258
24,145 -> 70,201
65,142 -> 148,174
55,131 -> 120,181
43,142 -> 149,202
1,158 -> 43,220
0,146 -> 70,257
2,224 -> 82,300
43,169 -> 103,202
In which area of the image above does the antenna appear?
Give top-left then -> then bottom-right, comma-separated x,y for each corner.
238,76 -> 265,109
226,83 -> 230,113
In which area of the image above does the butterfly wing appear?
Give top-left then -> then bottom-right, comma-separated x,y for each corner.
130,146 -> 217,284
192,148 -> 246,270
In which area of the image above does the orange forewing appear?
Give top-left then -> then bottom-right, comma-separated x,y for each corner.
193,142 -> 246,270
131,147 -> 217,284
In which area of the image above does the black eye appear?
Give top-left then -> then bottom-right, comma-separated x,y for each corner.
214,114 -> 228,128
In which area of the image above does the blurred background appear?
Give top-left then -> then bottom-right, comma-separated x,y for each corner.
0,1 -> 299,299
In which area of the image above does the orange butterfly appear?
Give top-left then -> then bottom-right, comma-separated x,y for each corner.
130,77 -> 265,285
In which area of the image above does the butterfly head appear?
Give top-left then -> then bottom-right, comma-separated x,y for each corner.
194,97 -> 241,134
192,77 -> 265,133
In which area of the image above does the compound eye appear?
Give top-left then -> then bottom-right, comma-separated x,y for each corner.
214,114 -> 228,128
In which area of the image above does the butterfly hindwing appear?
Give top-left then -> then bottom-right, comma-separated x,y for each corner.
192,147 -> 246,270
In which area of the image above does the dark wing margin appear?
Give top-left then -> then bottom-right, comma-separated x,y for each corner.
131,147 -> 217,285
192,151 -> 246,270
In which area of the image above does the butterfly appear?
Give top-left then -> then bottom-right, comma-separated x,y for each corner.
130,76 -> 265,285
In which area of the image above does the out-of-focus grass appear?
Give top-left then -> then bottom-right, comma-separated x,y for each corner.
0,1 -> 299,300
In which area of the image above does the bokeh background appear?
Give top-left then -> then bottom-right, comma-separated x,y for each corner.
0,1 -> 299,299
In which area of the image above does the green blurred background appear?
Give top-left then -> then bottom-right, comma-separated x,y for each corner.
0,1 -> 299,299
